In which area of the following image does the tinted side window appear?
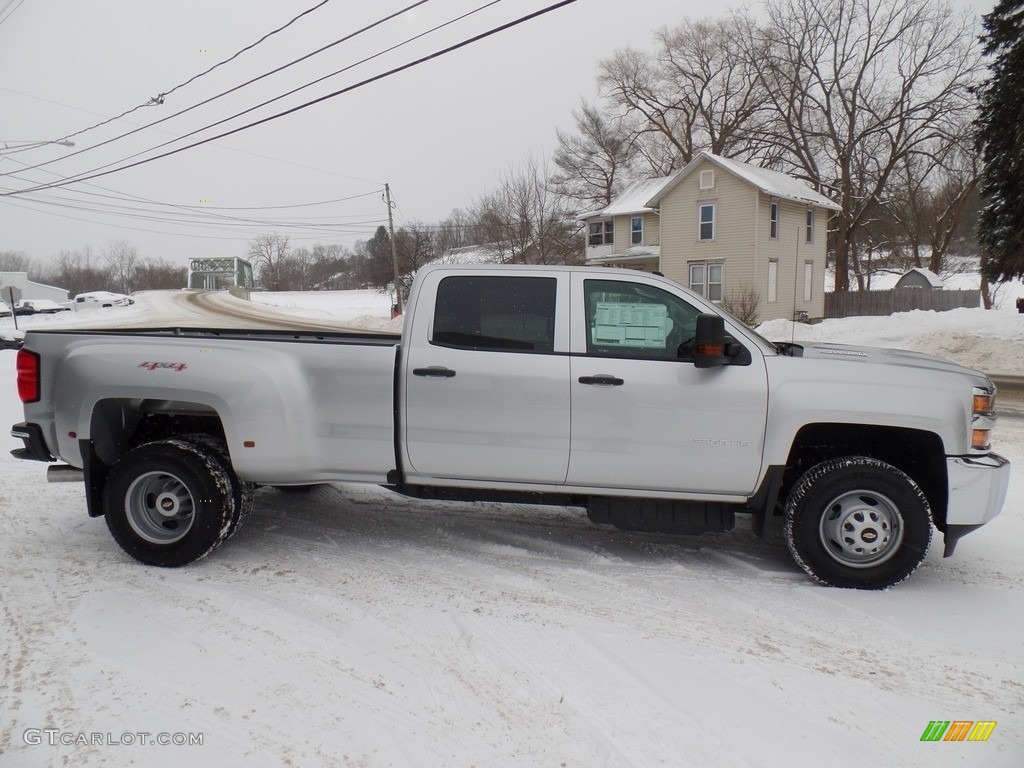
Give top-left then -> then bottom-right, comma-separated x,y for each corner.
432,276 -> 556,353
584,279 -> 702,361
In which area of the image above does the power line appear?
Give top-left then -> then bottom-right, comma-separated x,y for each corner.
1,153 -> 385,232
3,0 -> 581,197
0,85 -> 384,184
52,0 -> 504,183
0,193 -> 388,240
0,0 -> 336,157
0,0 -> 27,28
0,0 -> 433,180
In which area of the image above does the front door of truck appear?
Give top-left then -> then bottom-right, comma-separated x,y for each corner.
566,276 -> 768,496
403,272 -> 571,485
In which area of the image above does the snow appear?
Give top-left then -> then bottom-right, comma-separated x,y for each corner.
700,152 -> 842,210
583,176 -> 677,219
758,279 -> 1024,375
647,151 -> 841,211
2,288 -> 1023,766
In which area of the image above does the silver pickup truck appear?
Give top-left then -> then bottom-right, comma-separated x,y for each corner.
10,265 -> 1010,588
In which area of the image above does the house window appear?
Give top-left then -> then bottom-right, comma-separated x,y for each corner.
769,201 -> 779,240
689,261 -> 724,301
589,220 -> 614,246
768,259 -> 778,303
806,210 -> 814,244
699,204 -> 715,241
700,169 -> 715,190
804,261 -> 813,302
630,216 -> 643,245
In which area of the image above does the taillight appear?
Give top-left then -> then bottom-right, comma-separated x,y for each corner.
16,349 -> 40,403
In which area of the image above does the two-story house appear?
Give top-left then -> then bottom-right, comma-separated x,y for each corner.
581,151 -> 840,322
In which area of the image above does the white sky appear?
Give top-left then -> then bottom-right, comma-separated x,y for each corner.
0,0 -> 995,269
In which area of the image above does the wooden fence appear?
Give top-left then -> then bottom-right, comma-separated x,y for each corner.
824,288 -> 980,319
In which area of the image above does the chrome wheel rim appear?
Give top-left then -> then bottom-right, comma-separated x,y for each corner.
818,490 -> 904,568
124,471 -> 195,544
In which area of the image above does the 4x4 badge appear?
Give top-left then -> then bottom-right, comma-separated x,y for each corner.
138,361 -> 187,372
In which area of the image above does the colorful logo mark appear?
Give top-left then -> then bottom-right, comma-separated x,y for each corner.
920,721 -> 997,742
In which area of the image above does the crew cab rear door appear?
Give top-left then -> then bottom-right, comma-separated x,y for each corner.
567,274 -> 769,496
402,270 -> 571,484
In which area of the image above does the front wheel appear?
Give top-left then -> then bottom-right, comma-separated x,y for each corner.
784,457 -> 932,589
102,439 -> 237,567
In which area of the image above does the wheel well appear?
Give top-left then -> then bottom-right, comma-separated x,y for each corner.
89,398 -> 225,467
83,398 -> 227,519
785,424 -> 949,528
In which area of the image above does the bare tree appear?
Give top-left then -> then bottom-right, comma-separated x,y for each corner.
43,246 -> 108,297
248,233 -> 290,291
472,157 -> 582,266
435,208 -> 476,255
882,124 -> 980,275
598,13 -> 771,176
756,0 -> 982,291
309,243 -> 349,289
553,100 -> 635,210
394,222 -> 440,299
133,257 -> 186,290
0,251 -> 32,273
285,246 -> 314,291
104,240 -> 139,294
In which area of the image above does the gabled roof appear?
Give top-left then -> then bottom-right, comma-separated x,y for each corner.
648,151 -> 841,210
579,175 -> 677,220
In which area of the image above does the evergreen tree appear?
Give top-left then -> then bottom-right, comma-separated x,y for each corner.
977,0 -> 1024,282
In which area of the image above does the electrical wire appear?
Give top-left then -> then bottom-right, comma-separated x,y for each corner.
49,0 -> 505,183
0,193 -> 388,239
0,0 -> 336,157
0,0 -> 433,178
0,85 -> 384,185
0,0 -> 27,28
0,153 -> 385,234
3,0 -> 580,197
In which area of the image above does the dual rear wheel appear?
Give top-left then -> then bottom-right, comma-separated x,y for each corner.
102,437 -> 253,567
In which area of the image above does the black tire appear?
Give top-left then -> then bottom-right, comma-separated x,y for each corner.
102,439 -> 237,567
181,433 -> 254,538
784,457 -> 932,589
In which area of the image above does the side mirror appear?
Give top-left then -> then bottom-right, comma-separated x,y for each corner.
693,314 -> 726,369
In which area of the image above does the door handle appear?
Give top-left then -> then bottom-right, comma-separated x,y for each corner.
578,375 -> 624,387
413,366 -> 456,378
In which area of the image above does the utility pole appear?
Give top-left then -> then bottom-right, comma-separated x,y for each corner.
384,183 -> 402,315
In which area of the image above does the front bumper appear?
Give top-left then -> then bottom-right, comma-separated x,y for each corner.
942,453 -> 1010,556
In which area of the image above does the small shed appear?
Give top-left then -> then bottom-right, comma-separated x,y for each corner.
0,272 -> 69,305
895,268 -> 945,290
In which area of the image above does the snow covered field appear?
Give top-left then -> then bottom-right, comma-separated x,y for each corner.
1,288 -> 1023,767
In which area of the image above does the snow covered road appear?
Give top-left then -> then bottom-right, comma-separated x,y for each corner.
2,292 -> 1022,767
2,352 -> 1022,767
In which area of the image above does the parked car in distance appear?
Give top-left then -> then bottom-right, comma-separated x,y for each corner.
0,303 -> 12,318
1,328 -> 24,349
14,299 -> 71,315
73,291 -> 134,309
